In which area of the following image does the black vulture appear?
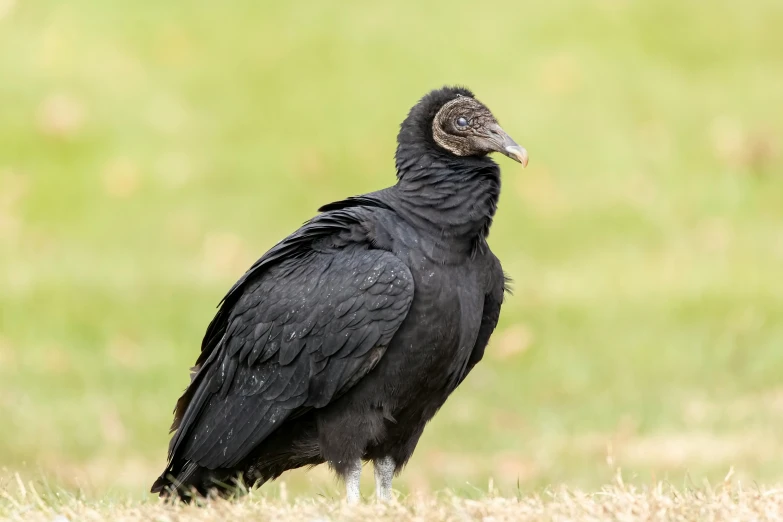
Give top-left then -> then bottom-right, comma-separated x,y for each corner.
151,86 -> 528,502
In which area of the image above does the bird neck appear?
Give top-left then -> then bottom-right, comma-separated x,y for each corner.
393,145 -> 501,247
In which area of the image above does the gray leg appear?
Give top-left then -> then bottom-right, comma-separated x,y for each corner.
373,456 -> 395,501
344,459 -> 362,504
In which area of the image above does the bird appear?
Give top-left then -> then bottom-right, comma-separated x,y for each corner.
151,85 -> 528,503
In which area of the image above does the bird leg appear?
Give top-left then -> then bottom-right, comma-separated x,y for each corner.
373,456 -> 395,501
344,459 -> 362,504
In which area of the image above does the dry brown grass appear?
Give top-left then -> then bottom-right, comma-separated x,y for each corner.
2,471 -> 783,522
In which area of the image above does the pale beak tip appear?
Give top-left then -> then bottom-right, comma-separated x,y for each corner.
505,145 -> 529,168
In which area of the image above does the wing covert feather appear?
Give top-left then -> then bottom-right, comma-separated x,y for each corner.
169,242 -> 413,470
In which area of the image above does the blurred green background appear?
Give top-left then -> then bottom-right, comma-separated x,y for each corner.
2,0 -> 783,500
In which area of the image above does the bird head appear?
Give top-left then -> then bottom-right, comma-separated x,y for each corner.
397,86 -> 528,168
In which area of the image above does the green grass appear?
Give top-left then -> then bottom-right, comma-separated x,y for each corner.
2,0 -> 783,500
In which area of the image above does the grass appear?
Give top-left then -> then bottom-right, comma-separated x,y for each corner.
3,471 -> 783,522
1,0 -> 783,503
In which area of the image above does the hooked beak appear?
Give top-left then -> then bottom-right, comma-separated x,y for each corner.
488,123 -> 529,167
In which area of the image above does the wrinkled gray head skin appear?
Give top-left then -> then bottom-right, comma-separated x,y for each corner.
431,95 -> 528,166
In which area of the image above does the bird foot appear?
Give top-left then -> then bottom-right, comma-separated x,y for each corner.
374,456 -> 395,501
345,459 -> 362,504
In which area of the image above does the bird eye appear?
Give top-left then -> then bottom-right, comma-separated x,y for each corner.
456,117 -> 468,128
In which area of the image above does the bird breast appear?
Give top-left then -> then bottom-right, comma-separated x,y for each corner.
391,257 -> 484,381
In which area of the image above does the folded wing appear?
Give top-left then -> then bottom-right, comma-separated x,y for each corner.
161,209 -> 414,476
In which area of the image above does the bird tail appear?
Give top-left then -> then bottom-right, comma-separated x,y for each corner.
150,462 -> 246,502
